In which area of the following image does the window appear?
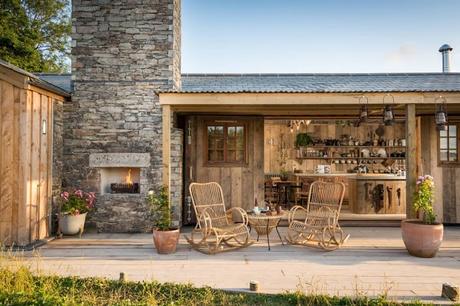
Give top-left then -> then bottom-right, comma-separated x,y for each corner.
206,121 -> 246,165
439,123 -> 458,164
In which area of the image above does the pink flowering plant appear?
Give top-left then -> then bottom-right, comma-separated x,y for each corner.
60,190 -> 96,216
414,175 -> 436,224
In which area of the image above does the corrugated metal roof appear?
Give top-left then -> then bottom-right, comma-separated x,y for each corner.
170,73 -> 460,93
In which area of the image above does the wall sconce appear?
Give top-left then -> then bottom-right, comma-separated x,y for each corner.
42,119 -> 47,135
289,119 -> 311,132
435,96 -> 448,131
187,120 -> 192,145
382,94 -> 395,126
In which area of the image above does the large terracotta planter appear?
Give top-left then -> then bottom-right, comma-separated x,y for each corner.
59,213 -> 87,236
153,228 -> 180,254
401,219 -> 443,258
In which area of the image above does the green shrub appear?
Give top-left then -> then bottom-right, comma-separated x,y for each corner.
0,267 -> 429,306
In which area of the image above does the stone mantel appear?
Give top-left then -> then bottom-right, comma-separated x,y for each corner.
89,153 -> 151,168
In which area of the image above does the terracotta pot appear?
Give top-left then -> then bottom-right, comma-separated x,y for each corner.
401,219 -> 443,258
59,213 -> 87,235
152,228 -> 180,254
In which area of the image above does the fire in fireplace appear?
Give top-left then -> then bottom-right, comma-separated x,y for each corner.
110,168 -> 140,194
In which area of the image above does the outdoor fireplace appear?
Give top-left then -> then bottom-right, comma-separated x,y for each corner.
89,153 -> 150,195
100,167 -> 140,194
109,168 -> 140,194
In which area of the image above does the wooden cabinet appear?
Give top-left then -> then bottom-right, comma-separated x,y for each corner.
349,179 -> 405,214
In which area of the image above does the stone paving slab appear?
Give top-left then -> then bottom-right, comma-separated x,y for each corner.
9,226 -> 460,304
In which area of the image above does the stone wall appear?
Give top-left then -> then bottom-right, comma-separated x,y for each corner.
170,128 -> 183,227
68,0 -> 182,232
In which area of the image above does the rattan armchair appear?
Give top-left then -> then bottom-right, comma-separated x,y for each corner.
286,180 -> 350,250
185,182 -> 253,254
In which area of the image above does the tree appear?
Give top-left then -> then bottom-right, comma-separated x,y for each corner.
0,0 -> 71,73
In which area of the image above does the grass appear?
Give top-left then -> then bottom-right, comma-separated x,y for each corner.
0,266 -> 430,306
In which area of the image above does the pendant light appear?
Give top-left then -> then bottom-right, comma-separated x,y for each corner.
357,95 -> 369,126
383,94 -> 395,126
435,96 -> 448,131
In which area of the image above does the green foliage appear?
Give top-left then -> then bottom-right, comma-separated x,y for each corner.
0,267 -> 426,306
0,0 -> 71,72
147,186 -> 172,231
295,133 -> 312,148
413,175 -> 436,224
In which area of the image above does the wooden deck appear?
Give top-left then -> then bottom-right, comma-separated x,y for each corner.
14,226 -> 460,304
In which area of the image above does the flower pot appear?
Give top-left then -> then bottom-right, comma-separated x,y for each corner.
401,219 -> 443,258
59,213 -> 87,236
153,228 -> 180,254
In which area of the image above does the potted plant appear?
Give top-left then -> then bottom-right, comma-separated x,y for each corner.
401,175 -> 443,258
59,190 -> 95,236
295,133 -> 312,148
148,186 -> 180,254
295,133 -> 312,158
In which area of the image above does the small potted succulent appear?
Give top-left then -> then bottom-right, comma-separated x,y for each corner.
148,186 -> 180,254
59,190 -> 95,236
401,175 -> 443,258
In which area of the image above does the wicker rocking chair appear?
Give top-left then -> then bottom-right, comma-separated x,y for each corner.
185,182 -> 253,254
286,180 -> 350,251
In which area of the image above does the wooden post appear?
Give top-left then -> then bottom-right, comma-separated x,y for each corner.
162,105 -> 171,193
406,104 -> 417,219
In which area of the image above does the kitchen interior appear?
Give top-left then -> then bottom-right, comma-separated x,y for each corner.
264,111 -> 407,221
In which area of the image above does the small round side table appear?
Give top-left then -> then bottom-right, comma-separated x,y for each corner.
248,212 -> 285,251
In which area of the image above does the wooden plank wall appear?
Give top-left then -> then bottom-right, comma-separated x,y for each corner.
264,120 -> 405,173
420,116 -> 459,223
0,77 -> 54,246
189,116 -> 264,213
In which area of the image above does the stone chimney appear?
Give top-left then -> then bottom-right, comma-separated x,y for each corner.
67,0 -> 181,232
439,44 -> 453,73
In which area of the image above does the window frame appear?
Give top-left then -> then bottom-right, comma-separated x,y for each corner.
204,119 -> 248,167
438,121 -> 460,166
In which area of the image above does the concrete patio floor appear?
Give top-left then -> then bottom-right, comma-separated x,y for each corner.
14,226 -> 460,304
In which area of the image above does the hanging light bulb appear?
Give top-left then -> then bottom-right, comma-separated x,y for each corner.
383,94 -> 395,126
435,96 -> 448,131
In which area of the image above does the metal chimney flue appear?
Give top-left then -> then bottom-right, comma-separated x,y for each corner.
439,44 -> 453,73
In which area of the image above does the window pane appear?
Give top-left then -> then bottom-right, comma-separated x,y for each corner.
227,138 -> 236,149
440,150 -> 448,161
449,125 -> 457,136
208,150 -> 224,161
236,150 -> 245,161
440,138 -> 448,149
449,137 -> 457,149
440,130 -> 447,137
449,151 -> 457,161
228,126 -> 236,137
227,150 -> 236,161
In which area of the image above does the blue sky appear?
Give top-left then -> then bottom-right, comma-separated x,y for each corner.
182,0 -> 460,73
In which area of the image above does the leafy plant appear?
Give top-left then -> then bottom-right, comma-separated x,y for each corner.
60,190 -> 95,216
0,0 -> 71,72
413,175 -> 436,224
295,133 -> 312,148
147,186 -> 172,231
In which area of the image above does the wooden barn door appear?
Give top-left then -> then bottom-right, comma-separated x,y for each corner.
183,115 -> 264,225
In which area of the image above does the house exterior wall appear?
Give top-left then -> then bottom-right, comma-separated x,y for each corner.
420,116 -> 460,223
68,0 -> 181,232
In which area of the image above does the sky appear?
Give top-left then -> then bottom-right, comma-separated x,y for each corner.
181,0 -> 460,73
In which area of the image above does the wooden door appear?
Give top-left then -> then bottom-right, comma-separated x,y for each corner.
183,116 -> 264,224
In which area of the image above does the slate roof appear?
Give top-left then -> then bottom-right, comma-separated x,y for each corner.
33,72 -> 460,94
35,73 -> 72,93
0,60 -> 70,97
175,73 -> 460,93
